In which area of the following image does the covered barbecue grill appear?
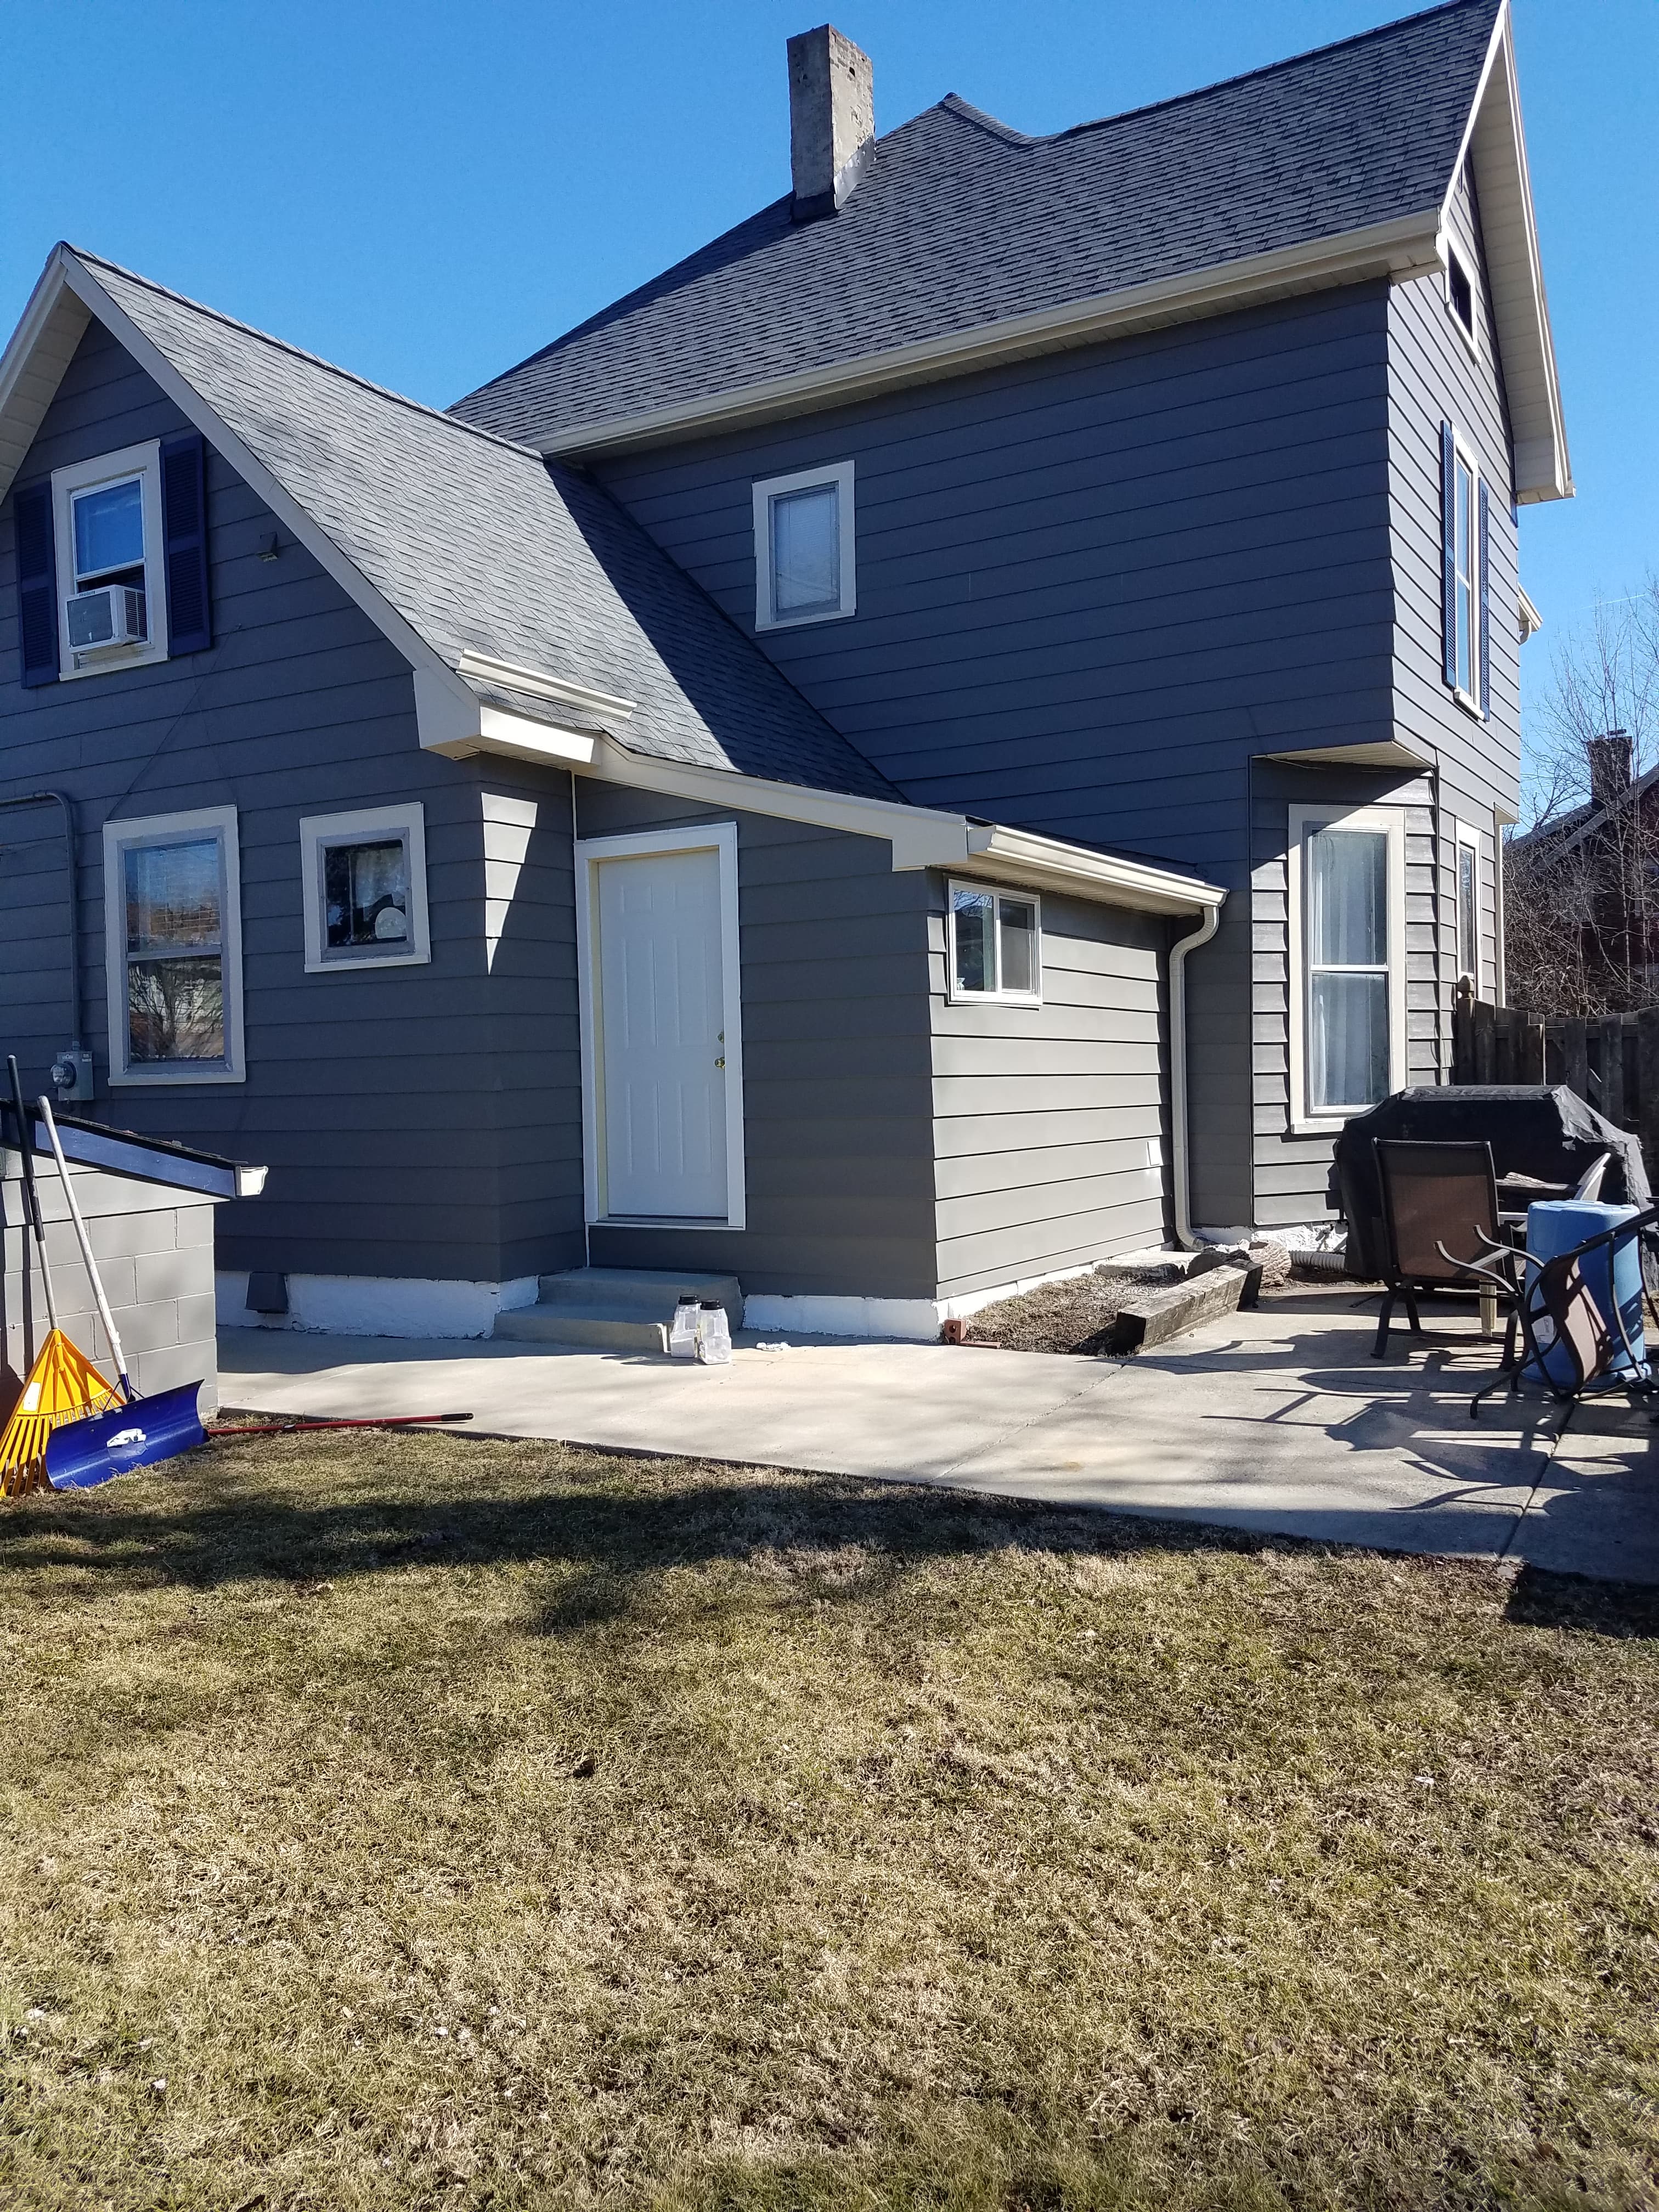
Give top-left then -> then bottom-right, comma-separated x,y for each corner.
1330,1086 -> 1652,1282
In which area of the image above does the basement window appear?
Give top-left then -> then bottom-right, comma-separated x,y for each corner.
300,803 -> 431,972
948,883 -> 1041,1004
752,461 -> 855,630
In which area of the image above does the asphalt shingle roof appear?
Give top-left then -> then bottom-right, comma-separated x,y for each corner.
449,0 -> 1499,448
75,252 -> 899,802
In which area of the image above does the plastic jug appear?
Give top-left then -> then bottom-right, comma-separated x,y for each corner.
668,1299 -> 699,1359
694,1302 -> 732,1365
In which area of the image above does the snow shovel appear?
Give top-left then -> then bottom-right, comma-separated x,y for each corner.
0,1060 -> 124,1497
33,1093 -> 207,1489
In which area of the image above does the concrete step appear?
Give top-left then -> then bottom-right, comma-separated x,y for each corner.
533,1268 -> 744,1329
493,1306 -> 669,1353
492,1268 -> 746,1353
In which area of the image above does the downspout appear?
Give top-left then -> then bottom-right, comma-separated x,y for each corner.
1169,897 -> 1222,1250
0,791 -> 79,1049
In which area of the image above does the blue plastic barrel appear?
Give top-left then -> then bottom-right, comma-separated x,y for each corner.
1525,1200 -> 1649,1386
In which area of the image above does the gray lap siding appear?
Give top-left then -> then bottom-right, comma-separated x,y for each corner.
0,319 -> 579,1286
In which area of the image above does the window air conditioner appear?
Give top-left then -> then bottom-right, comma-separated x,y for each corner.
67,584 -> 147,653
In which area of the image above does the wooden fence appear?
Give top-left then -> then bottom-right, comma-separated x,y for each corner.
1451,979 -> 1659,1162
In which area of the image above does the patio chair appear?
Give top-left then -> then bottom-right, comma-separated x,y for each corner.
1372,1138 -> 1518,1365
1443,1202 -> 1659,1419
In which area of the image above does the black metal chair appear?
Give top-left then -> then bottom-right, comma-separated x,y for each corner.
1444,1203 -> 1659,1419
1372,1138 -> 1520,1367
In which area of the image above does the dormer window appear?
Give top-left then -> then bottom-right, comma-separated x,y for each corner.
753,461 -> 856,630
52,442 -> 170,677
1446,249 -> 1475,342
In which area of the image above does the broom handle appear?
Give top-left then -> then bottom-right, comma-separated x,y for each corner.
37,1095 -> 131,1401
6,1057 -> 57,1334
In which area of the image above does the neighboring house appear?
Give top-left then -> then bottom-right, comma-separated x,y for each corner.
1505,733 -> 1659,1013
0,0 -> 1568,1340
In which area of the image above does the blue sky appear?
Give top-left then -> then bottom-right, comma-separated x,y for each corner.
3,1 -> 1652,730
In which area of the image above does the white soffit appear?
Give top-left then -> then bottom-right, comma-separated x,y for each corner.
1447,3 -> 1571,503
1259,740 -> 1436,772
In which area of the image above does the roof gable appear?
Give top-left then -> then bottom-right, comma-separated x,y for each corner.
449,0 -> 1566,501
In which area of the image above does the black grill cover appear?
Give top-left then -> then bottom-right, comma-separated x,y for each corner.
1330,1086 -> 1652,1280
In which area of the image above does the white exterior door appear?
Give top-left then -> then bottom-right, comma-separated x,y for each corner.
595,846 -> 729,1218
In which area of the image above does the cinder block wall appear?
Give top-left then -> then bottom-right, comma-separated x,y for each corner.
1,1150 -> 220,1420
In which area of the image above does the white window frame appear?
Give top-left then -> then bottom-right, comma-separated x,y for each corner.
752,460 -> 856,631
102,804 -> 245,1086
1444,245 -> 1479,356
1285,803 -> 1407,1135
53,441 -> 169,679
573,822 -> 746,1232
298,803 -> 431,973
1451,435 -> 1482,716
946,879 -> 1043,1006
1454,819 -> 1483,991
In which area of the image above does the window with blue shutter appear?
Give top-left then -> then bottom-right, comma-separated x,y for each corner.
1440,422 -> 1458,689
1477,479 -> 1491,718
160,432 -> 211,655
13,480 -> 60,686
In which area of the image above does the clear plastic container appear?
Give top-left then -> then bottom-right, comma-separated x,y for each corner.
668,1299 -> 699,1359
694,1301 -> 732,1365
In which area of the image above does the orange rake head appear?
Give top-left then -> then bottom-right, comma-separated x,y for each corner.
0,1330 -> 125,1499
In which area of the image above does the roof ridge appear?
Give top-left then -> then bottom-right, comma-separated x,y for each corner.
944,0 -> 1498,150
66,245 -> 544,461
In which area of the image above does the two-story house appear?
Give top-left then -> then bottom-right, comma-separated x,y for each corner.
0,0 -> 1568,1344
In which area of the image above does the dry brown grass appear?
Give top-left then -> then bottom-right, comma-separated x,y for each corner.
960,1269 -> 1171,1353
1,1431 -> 1656,2210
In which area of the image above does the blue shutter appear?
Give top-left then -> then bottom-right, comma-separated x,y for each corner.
1477,478 -> 1491,719
1440,421 -> 1457,689
13,480 -> 59,686
160,432 -> 211,655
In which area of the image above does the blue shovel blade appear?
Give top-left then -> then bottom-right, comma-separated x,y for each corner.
45,1383 -> 207,1490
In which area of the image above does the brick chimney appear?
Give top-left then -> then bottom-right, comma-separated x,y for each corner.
1588,729 -> 1633,809
788,25 -> 874,222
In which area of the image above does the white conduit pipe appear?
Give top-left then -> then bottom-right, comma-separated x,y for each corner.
1168,899 -> 1223,1251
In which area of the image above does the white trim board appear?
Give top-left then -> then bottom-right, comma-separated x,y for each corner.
574,822 -> 748,1233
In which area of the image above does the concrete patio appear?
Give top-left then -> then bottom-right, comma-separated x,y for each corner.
219,1285 -> 1659,1584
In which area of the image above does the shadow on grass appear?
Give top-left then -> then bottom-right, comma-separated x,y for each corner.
2,1436 -> 1657,1640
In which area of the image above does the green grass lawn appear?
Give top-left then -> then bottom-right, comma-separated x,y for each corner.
1,1430 -> 1655,2210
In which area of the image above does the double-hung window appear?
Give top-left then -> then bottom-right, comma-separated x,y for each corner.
299,804 -> 431,971
753,461 -> 855,629
1441,424 -> 1488,716
948,882 -> 1041,1003
1288,806 -> 1406,1127
1455,824 -> 1481,988
103,806 -> 245,1084
52,443 -> 170,675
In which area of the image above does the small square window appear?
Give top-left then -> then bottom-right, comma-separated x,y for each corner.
753,461 -> 855,629
103,806 -> 245,1084
948,883 -> 1042,1003
1447,250 -> 1475,340
300,804 -> 431,972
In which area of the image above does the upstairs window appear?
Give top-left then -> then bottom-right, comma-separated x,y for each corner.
753,460 -> 855,630
52,443 -> 169,676
1441,424 -> 1488,716
949,883 -> 1041,1004
1446,248 -> 1475,342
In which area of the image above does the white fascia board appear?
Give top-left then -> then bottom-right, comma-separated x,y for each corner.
1441,4 -> 1571,503
538,211 -> 1443,459
454,648 -> 634,721
0,253 -> 92,501
584,738 -> 1223,914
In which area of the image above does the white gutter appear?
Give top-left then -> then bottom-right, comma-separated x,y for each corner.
1169,899 -> 1223,1250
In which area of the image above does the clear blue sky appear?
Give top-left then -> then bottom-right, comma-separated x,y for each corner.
3,1 -> 1651,731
